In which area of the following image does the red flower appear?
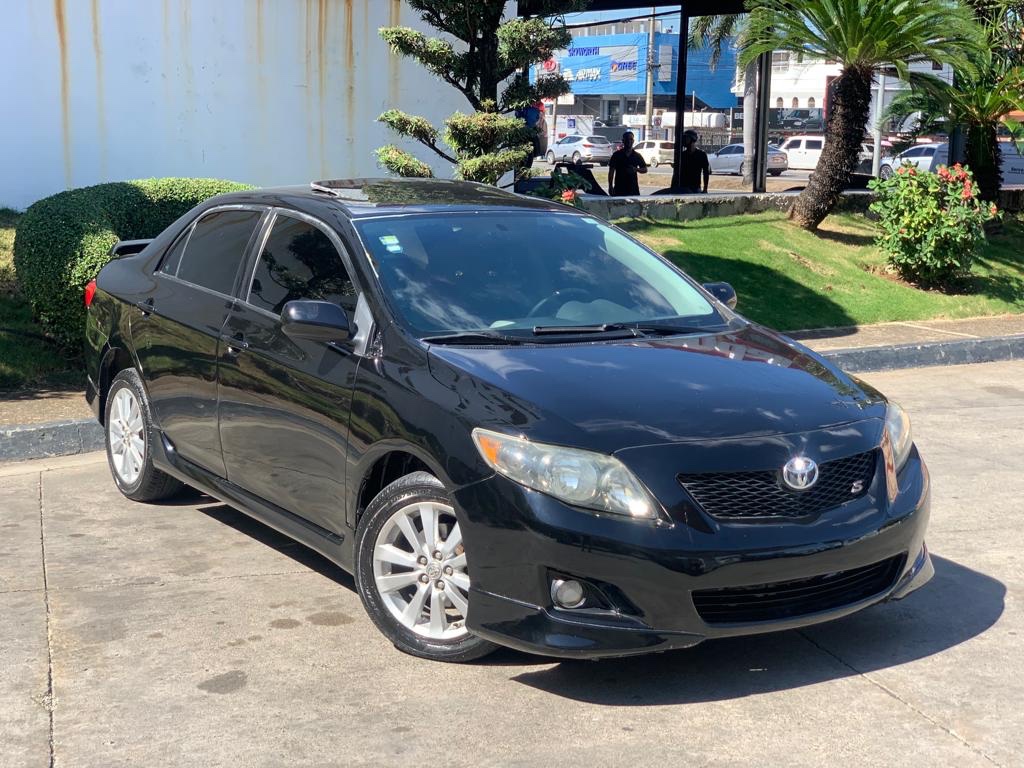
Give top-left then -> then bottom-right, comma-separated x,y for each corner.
560,189 -> 577,202
961,184 -> 973,201
989,203 -> 998,216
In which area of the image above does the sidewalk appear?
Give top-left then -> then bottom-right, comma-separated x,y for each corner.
2,314 -> 1023,461
791,314 -> 1024,352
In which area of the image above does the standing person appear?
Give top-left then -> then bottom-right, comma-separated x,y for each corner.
675,129 -> 710,194
607,131 -> 648,196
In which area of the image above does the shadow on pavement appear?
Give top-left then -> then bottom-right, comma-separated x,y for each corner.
509,556 -> 1004,703
197,503 -> 354,590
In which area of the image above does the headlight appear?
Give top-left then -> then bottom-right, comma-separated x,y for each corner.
471,428 -> 657,519
885,403 -> 913,471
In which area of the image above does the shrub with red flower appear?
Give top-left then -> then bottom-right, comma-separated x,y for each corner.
869,161 -> 999,288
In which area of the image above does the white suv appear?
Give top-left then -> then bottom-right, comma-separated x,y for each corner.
634,140 -> 675,168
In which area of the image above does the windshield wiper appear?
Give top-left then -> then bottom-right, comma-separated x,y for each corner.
421,331 -> 524,346
531,322 -> 713,337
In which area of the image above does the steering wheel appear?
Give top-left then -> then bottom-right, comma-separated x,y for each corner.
527,288 -> 591,319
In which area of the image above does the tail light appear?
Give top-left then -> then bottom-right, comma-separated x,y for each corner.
582,143 -> 594,148
84,279 -> 97,308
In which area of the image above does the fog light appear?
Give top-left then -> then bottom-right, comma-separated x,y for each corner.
551,578 -> 586,609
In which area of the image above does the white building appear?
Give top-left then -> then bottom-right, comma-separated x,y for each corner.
0,0 -> 469,210
734,54 -> 954,134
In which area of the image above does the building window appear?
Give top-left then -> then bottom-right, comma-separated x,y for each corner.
807,97 -> 815,109
776,97 -> 784,109
771,52 -> 790,72
792,97 -> 799,108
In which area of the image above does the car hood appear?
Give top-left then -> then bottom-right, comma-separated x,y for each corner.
427,324 -> 886,453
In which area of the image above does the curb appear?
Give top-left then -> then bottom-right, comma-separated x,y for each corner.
819,333 -> 1024,373
2,334 -> 1023,463
1,419 -> 104,463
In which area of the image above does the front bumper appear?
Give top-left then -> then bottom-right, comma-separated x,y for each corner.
453,453 -> 931,659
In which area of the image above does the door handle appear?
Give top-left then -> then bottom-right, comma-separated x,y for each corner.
135,298 -> 154,316
220,332 -> 249,356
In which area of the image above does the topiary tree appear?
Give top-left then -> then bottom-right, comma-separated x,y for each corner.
14,178 -> 251,347
376,0 -> 586,184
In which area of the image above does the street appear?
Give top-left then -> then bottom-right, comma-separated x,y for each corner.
532,157 -> 813,194
2,361 -> 1022,767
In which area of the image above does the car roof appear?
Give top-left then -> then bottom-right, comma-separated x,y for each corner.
203,178 -> 568,219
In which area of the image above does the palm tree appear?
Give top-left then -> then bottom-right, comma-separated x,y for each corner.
887,44 -> 1024,200
690,15 -> 756,184
742,0 -> 982,230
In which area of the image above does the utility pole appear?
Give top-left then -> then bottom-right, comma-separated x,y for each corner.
644,7 -> 656,141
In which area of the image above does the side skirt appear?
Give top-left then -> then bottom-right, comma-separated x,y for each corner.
152,433 -> 356,574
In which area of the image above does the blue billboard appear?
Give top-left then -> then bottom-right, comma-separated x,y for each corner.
532,32 -> 737,108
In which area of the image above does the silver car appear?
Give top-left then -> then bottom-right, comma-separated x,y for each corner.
709,144 -> 789,176
546,135 -> 614,165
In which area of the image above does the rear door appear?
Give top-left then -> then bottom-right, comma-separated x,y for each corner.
804,138 -> 824,169
132,206 -> 264,476
216,209 -> 366,537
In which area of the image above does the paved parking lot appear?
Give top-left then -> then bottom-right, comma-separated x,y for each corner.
2,361 -> 1022,767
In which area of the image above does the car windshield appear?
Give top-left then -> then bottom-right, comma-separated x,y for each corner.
354,212 -> 723,338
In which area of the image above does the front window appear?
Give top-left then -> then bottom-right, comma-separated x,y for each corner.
354,212 -> 723,339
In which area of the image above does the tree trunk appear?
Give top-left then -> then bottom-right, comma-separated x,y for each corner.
742,59 -> 757,185
966,122 -> 1001,201
790,66 -> 873,230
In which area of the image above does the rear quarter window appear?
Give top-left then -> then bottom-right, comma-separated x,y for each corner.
176,209 -> 262,295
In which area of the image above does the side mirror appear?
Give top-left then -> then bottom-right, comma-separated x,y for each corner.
280,300 -> 351,342
703,281 -> 738,309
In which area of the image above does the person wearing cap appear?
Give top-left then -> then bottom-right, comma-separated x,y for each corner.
607,131 -> 648,196
675,130 -> 710,194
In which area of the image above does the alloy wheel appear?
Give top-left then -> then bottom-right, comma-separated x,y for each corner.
372,501 -> 471,640
108,387 -> 145,485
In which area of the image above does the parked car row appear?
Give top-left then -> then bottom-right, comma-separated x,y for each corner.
879,141 -> 1024,182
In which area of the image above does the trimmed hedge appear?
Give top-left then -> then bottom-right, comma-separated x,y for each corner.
13,178 -> 252,347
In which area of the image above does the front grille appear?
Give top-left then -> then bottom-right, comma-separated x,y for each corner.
679,450 -> 877,520
693,555 -> 904,625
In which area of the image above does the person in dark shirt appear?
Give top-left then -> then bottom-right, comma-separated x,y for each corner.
675,129 -> 710,193
607,131 -> 648,196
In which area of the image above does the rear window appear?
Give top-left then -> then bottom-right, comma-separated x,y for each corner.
806,140 -> 823,150
588,136 -> 610,144
176,209 -> 262,295
661,142 -> 675,150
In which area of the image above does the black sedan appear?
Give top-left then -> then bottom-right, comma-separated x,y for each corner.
84,179 -> 932,662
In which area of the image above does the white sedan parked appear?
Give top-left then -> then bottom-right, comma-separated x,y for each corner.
708,144 -> 789,176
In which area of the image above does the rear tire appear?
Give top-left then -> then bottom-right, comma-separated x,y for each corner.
879,165 -> 893,180
104,369 -> 183,502
546,151 -> 555,165
650,157 -> 659,168
572,151 -> 582,164
769,170 -> 783,177
355,471 -> 498,663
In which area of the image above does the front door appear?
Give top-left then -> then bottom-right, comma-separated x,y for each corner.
216,210 -> 363,537
132,207 -> 264,476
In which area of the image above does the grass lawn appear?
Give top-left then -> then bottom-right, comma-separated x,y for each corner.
0,208 -> 83,391
620,211 -> 1024,331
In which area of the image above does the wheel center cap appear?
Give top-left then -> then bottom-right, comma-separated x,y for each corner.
425,563 -> 442,580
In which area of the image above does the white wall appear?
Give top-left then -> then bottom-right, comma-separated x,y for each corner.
0,0 -> 469,210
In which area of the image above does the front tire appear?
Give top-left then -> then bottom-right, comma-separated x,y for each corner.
355,471 -> 497,663
104,369 -> 183,502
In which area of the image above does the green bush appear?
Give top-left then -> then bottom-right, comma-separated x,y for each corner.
13,178 -> 252,347
868,162 -> 999,288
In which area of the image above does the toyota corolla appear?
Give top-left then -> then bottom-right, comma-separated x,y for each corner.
84,178 -> 932,662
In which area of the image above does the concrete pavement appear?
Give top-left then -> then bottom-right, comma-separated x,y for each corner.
1,361 -> 1022,767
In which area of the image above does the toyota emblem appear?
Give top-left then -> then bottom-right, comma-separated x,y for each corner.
782,456 -> 819,490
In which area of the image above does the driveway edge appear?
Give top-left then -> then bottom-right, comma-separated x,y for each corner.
820,333 -> 1024,373
2,334 -> 1023,462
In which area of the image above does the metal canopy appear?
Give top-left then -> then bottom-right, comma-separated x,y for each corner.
518,1 -> 767,194
518,1 -> 746,14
